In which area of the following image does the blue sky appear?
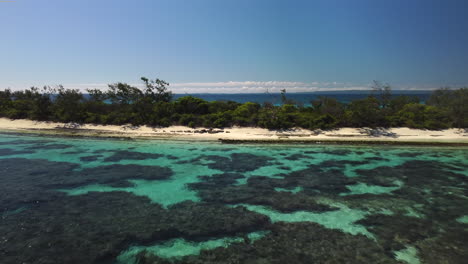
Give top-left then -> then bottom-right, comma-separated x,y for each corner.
1,0 -> 467,92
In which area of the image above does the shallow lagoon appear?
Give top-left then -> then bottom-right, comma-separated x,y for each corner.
0,132 -> 467,264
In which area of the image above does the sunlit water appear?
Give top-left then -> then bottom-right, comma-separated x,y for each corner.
0,132 -> 466,264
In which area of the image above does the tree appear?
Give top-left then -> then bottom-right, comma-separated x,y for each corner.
427,87 -> 468,128
175,96 -> 209,115
388,95 -> 419,113
311,96 -> 344,118
0,89 -> 12,116
346,97 -> 383,127
52,86 -> 85,122
141,77 -> 172,103
86,88 -> 106,102
427,87 -> 453,107
23,86 -> 55,121
232,102 -> 260,126
371,80 -> 392,108
392,103 -> 450,129
451,88 -> 468,127
106,83 -> 142,105
279,89 -> 297,105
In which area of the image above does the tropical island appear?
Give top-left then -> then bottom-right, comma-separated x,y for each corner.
0,78 -> 466,144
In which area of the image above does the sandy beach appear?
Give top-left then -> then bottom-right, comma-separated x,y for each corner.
0,118 -> 467,145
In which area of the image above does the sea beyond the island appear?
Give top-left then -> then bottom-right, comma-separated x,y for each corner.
0,132 -> 467,264
171,90 -> 433,105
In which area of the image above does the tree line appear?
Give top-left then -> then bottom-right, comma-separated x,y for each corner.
0,78 -> 466,130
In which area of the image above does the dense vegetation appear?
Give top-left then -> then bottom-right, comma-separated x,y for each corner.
0,78 -> 466,129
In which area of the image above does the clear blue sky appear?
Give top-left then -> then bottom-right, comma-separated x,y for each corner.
1,0 -> 468,92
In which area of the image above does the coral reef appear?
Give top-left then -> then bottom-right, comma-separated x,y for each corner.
0,193 -> 269,264
0,148 -> 35,156
201,153 -> 274,172
135,222 -> 398,264
25,143 -> 73,150
1,134 -> 467,264
0,158 -> 173,210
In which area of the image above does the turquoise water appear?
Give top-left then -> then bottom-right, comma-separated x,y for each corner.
0,132 -> 466,264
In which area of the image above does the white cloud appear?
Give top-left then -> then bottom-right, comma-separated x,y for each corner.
157,81 -> 372,93
3,81 -> 443,93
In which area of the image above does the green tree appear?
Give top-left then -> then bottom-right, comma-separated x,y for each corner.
0,89 -> 12,116
311,96 -> 344,119
140,77 -> 172,103
52,86 -> 85,122
106,83 -> 142,105
427,87 -> 468,128
371,80 -> 392,108
175,96 -> 209,115
392,103 -> 450,129
232,102 -> 260,126
346,97 -> 383,127
451,88 -> 468,127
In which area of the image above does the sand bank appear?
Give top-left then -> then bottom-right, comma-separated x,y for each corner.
0,118 -> 467,145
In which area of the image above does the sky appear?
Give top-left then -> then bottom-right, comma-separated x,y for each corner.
1,0 -> 468,93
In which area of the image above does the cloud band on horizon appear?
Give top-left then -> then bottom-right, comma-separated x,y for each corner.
3,81 -> 449,93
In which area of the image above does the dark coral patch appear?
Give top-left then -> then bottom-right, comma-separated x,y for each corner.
79,155 -> 103,162
284,153 -> 311,161
356,214 -> 439,252
303,150 -> 319,154
0,158 -> 78,210
0,192 -> 269,264
63,150 -> 85,155
322,149 -> 354,156
103,150 -> 165,162
283,166 -> 357,194
356,160 -> 467,188
417,229 -> 468,264
0,158 -> 173,210
364,156 -> 389,162
189,175 -> 336,213
69,164 -> 173,187
0,148 -> 35,156
396,152 -> 422,158
0,139 -> 54,145
136,222 -> 397,264
189,173 -> 245,189
202,147 -> 237,152
166,201 -> 270,238
26,143 -> 73,150
166,155 -> 178,160
319,159 -> 368,168
202,153 -> 274,172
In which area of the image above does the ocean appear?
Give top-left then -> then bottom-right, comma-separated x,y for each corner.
0,132 -> 466,264
172,90 -> 433,105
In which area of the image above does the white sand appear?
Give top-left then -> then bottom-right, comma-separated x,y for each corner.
0,118 -> 467,144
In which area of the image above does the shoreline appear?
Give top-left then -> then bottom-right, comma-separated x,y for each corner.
0,118 -> 467,146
